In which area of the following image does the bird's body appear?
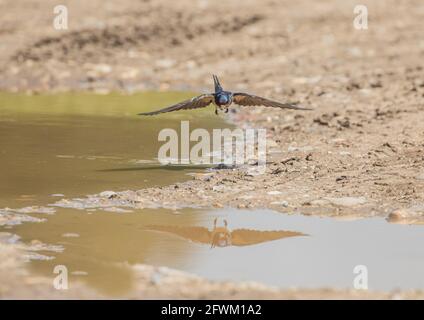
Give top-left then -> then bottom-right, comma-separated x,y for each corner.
213,90 -> 233,113
138,75 -> 310,116
212,74 -> 232,113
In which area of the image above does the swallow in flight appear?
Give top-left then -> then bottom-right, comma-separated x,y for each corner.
138,75 -> 310,116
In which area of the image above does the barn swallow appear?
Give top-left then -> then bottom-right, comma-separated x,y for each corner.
138,75 -> 310,116
144,218 -> 305,248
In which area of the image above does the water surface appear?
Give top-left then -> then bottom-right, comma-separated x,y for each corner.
10,208 -> 424,295
1,92 -> 423,297
0,92 -> 227,207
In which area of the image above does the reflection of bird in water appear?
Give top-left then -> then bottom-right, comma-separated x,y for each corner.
210,218 -> 231,248
145,218 -> 306,248
138,75 -> 310,116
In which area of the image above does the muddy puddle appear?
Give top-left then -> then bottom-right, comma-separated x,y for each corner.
4,207 -> 424,296
0,92 -> 229,208
0,92 -> 229,295
1,93 -> 424,297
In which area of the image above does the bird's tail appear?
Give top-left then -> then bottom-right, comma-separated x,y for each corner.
213,74 -> 223,92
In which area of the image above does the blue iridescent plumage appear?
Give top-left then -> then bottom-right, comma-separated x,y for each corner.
138,75 -> 310,116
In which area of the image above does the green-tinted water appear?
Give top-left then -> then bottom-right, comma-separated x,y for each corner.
0,92 -> 227,208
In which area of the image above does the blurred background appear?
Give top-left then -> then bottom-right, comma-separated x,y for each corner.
0,0 -> 422,97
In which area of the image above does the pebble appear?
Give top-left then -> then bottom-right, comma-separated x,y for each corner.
267,191 -> 282,195
270,201 -> 289,207
99,191 -> 118,199
387,207 -> 424,224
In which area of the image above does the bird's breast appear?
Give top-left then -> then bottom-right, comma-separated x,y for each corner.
215,93 -> 232,107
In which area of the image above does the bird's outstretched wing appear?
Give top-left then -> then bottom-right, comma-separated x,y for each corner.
230,229 -> 305,246
144,225 -> 212,245
138,94 -> 214,116
232,92 -> 310,110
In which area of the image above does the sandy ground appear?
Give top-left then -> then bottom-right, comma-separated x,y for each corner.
1,0 -> 424,298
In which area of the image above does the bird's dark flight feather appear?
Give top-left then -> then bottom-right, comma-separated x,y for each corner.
232,92 -> 310,110
138,94 -> 214,116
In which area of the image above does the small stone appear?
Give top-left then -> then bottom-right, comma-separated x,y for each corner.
212,185 -> 225,192
339,151 -> 351,156
267,191 -> 282,195
99,191 -> 117,199
387,209 -> 410,223
270,201 -> 289,207
288,146 -> 299,152
387,207 -> 424,224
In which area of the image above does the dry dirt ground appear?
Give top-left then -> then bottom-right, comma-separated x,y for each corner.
1,0 -> 424,299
